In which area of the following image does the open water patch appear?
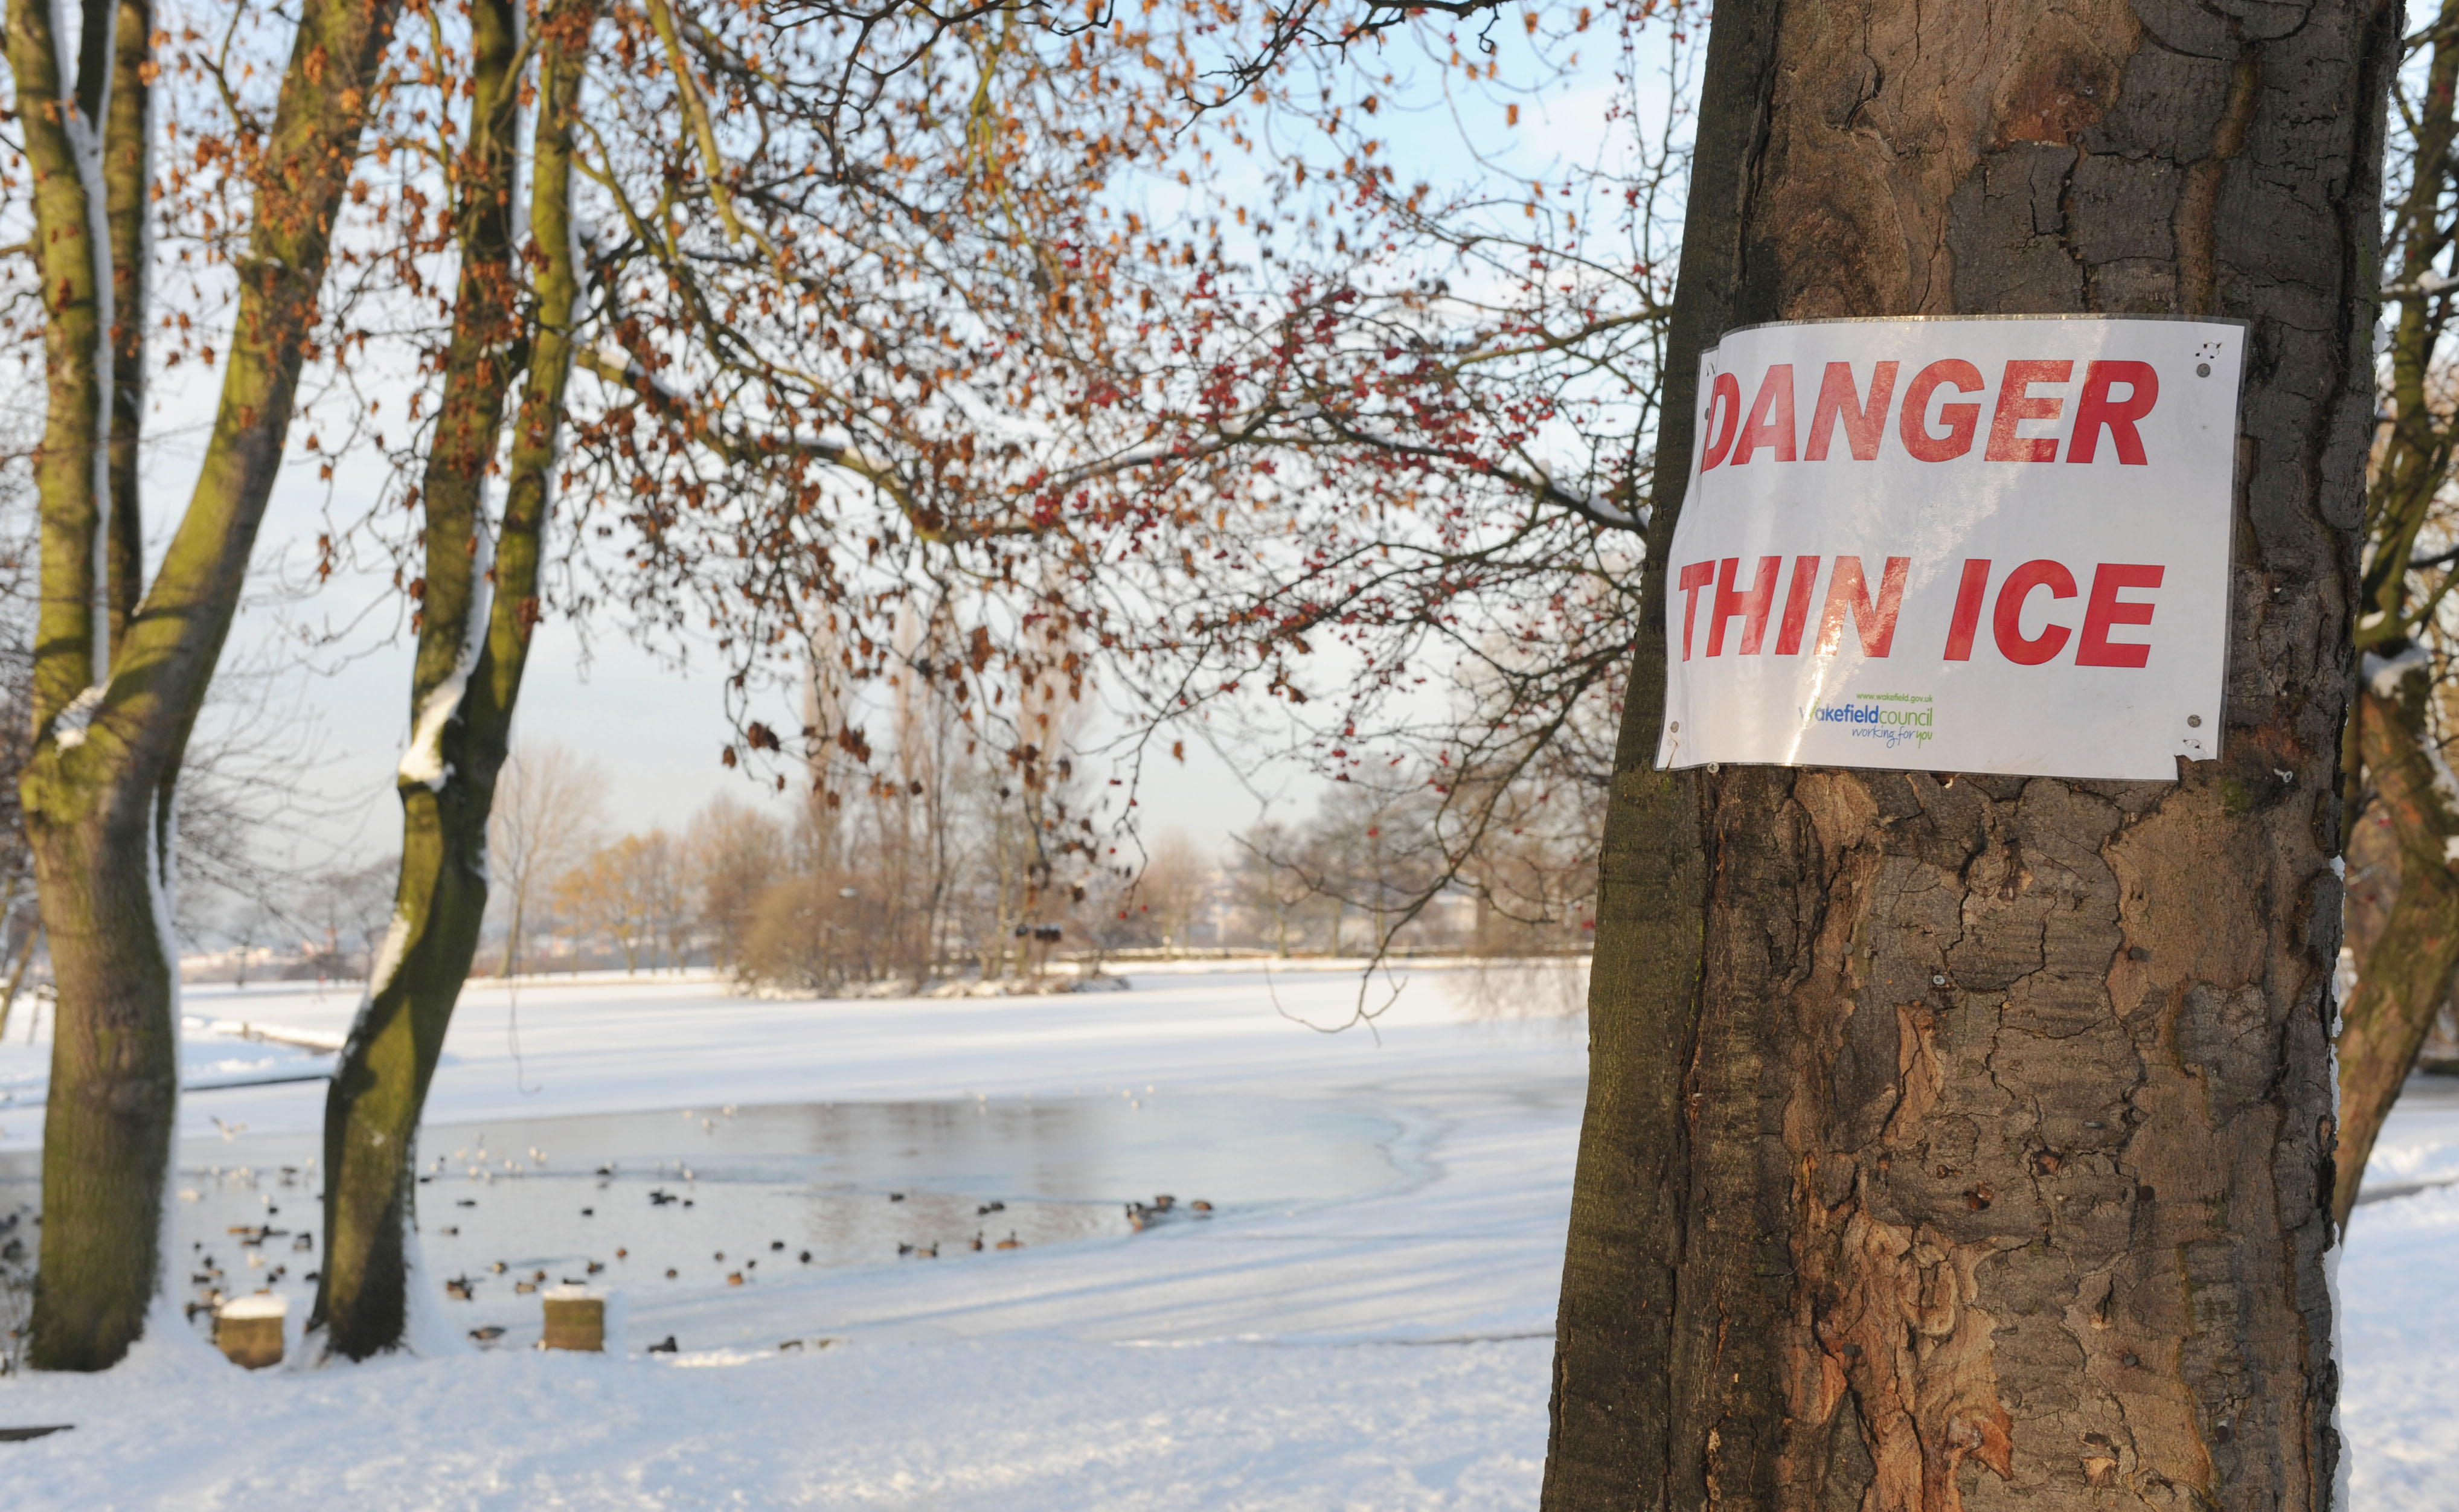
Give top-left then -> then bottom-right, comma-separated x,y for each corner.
0,1095 -> 1405,1348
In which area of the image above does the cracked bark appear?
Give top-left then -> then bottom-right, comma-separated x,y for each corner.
1542,1 -> 2387,1507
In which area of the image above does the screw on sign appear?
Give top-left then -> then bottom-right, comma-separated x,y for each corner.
1658,317 -> 2242,782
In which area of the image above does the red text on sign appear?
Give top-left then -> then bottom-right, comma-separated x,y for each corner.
1942,559 -> 2164,666
1701,357 -> 2166,469
1679,556 -> 1909,660
1679,557 -> 2167,666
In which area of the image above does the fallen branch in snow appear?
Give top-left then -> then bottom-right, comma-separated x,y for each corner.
186,1017 -> 348,1054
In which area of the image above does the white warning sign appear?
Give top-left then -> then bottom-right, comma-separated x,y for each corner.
1655,317 -> 2242,781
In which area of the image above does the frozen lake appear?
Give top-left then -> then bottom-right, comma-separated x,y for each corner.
0,1092 -> 1408,1350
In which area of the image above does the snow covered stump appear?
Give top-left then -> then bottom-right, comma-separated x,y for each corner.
214,1295 -> 286,1369
540,1286 -> 603,1351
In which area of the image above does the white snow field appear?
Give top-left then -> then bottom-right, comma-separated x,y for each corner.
0,969 -> 1581,1510
0,967 -> 2449,1510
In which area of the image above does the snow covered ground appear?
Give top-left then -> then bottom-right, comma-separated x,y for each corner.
2338,1075 -> 2459,1512
0,968 -> 1584,1510
0,967 -> 2451,1509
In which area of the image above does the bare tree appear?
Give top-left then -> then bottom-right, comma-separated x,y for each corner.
1292,783 -> 1439,955
1231,819 -> 1315,958
554,835 -> 665,975
640,830 -> 690,972
7,0 -> 399,1368
0,429 -> 39,1022
300,857 -> 400,980
2332,0 -> 2459,1225
1139,830 -> 1209,955
488,742 -> 607,979
225,899 -> 277,989
689,795 -> 786,975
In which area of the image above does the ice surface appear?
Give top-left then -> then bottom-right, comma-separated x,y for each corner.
0,969 -> 1580,1508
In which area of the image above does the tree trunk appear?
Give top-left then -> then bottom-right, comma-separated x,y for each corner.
25,789 -> 175,1373
1544,2 -> 2388,1508
8,0 -> 113,737
21,0 -> 174,1366
311,0 -> 592,1358
14,0 -> 403,1369
2334,670 -> 2459,1229
2335,0 -> 2459,1224
1538,0 -> 1738,1484
101,0 -> 149,657
501,894 -> 525,979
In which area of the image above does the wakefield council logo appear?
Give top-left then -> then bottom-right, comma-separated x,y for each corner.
1804,693 -> 1935,751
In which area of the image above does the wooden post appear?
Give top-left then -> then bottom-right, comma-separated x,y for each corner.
213,1293 -> 285,1369
540,1286 -> 603,1351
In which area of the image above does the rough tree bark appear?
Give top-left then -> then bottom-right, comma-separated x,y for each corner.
311,0 -> 594,1358
13,0 -> 402,1369
1545,1 -> 2388,1508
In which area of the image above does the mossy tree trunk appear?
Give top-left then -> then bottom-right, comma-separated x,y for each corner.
100,0 -> 149,656
10,0 -> 403,1370
7,21 -> 152,1373
1544,1 -> 2387,1507
2333,672 -> 2459,1229
311,0 -> 595,1359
